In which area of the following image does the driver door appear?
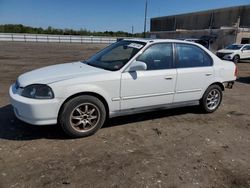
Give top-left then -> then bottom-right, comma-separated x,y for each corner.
120,43 -> 177,110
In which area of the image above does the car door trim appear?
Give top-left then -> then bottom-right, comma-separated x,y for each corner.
176,89 -> 203,94
112,91 -> 175,101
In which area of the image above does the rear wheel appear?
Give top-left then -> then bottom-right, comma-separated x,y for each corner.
200,85 -> 222,113
233,55 -> 240,64
60,95 -> 106,138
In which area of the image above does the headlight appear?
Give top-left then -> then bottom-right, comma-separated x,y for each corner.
21,84 -> 54,99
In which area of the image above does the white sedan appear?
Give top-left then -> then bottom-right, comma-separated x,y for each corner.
10,39 -> 237,138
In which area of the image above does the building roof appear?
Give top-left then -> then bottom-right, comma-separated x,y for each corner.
151,5 -> 250,31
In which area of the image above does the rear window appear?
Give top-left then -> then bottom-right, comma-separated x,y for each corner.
176,43 -> 213,68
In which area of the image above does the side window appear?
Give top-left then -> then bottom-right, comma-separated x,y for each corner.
137,43 -> 173,70
242,46 -> 248,50
176,43 -> 212,68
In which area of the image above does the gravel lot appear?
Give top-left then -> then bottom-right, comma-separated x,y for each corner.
0,42 -> 250,188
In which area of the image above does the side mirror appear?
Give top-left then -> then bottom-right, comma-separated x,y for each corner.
126,61 -> 147,72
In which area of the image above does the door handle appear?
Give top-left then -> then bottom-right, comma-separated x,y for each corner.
165,76 -> 173,80
205,73 -> 213,76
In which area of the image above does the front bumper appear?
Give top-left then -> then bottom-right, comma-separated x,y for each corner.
216,53 -> 234,61
9,84 -> 61,125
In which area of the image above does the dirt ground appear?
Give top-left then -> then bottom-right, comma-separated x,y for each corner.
0,42 -> 250,188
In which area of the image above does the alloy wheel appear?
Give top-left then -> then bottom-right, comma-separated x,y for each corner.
70,103 -> 100,132
206,89 -> 221,111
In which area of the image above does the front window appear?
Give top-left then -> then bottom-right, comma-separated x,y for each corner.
137,43 -> 174,70
85,40 -> 146,71
243,45 -> 250,50
225,44 -> 243,50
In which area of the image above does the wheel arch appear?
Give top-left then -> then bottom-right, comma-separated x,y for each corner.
58,92 -> 110,122
201,82 -> 224,100
209,82 -> 224,91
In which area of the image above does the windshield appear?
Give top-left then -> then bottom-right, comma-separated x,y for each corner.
225,44 -> 243,50
84,40 -> 146,71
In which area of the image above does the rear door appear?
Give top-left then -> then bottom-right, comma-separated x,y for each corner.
174,43 -> 214,103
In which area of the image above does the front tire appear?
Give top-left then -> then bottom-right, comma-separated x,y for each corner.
60,95 -> 106,138
233,55 -> 240,64
200,85 -> 222,113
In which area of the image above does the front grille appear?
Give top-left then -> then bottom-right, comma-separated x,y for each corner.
216,52 -> 231,59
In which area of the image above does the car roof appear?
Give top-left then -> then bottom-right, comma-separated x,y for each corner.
124,38 -> 197,44
230,44 -> 244,46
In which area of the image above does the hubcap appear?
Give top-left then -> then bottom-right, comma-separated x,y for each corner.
234,56 -> 239,63
206,89 -> 221,110
70,103 -> 100,132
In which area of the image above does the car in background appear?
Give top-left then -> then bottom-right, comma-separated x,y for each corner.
216,44 -> 250,63
10,39 -> 237,138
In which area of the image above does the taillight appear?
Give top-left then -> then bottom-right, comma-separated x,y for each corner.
234,65 -> 238,77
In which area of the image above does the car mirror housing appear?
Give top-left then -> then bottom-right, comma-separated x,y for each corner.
126,61 -> 147,72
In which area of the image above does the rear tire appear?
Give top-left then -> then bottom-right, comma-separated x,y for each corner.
200,85 -> 222,113
59,95 -> 106,138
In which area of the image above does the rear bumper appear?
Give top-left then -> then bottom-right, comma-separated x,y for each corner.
9,84 -> 61,125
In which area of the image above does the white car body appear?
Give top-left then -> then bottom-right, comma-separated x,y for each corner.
216,44 -> 250,61
9,39 -> 236,126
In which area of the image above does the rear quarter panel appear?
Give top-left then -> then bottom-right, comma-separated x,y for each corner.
213,58 -> 236,83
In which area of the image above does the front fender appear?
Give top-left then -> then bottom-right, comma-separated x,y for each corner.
51,82 -> 120,116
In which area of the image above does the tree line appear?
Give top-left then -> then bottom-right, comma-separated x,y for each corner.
0,24 -> 144,37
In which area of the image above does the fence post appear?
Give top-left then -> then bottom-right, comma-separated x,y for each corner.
11,34 -> 14,41
59,36 -> 60,43
24,34 -> 26,42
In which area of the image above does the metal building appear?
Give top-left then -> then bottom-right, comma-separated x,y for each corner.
150,5 -> 250,51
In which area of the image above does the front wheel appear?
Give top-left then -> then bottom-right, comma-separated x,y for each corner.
233,55 -> 240,64
200,85 -> 222,113
59,95 -> 106,138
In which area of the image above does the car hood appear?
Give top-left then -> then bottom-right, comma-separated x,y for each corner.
217,49 -> 237,53
18,61 -> 107,87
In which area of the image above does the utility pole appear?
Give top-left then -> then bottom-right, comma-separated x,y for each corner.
143,0 -> 148,38
132,26 -> 134,35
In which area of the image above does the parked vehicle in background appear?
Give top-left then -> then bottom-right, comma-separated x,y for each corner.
216,44 -> 250,63
9,39 -> 237,138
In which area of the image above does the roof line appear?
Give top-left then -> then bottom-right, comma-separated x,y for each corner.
151,4 -> 250,20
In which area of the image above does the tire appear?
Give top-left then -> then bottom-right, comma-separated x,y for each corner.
233,55 -> 240,64
59,95 -> 106,138
200,85 -> 222,113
